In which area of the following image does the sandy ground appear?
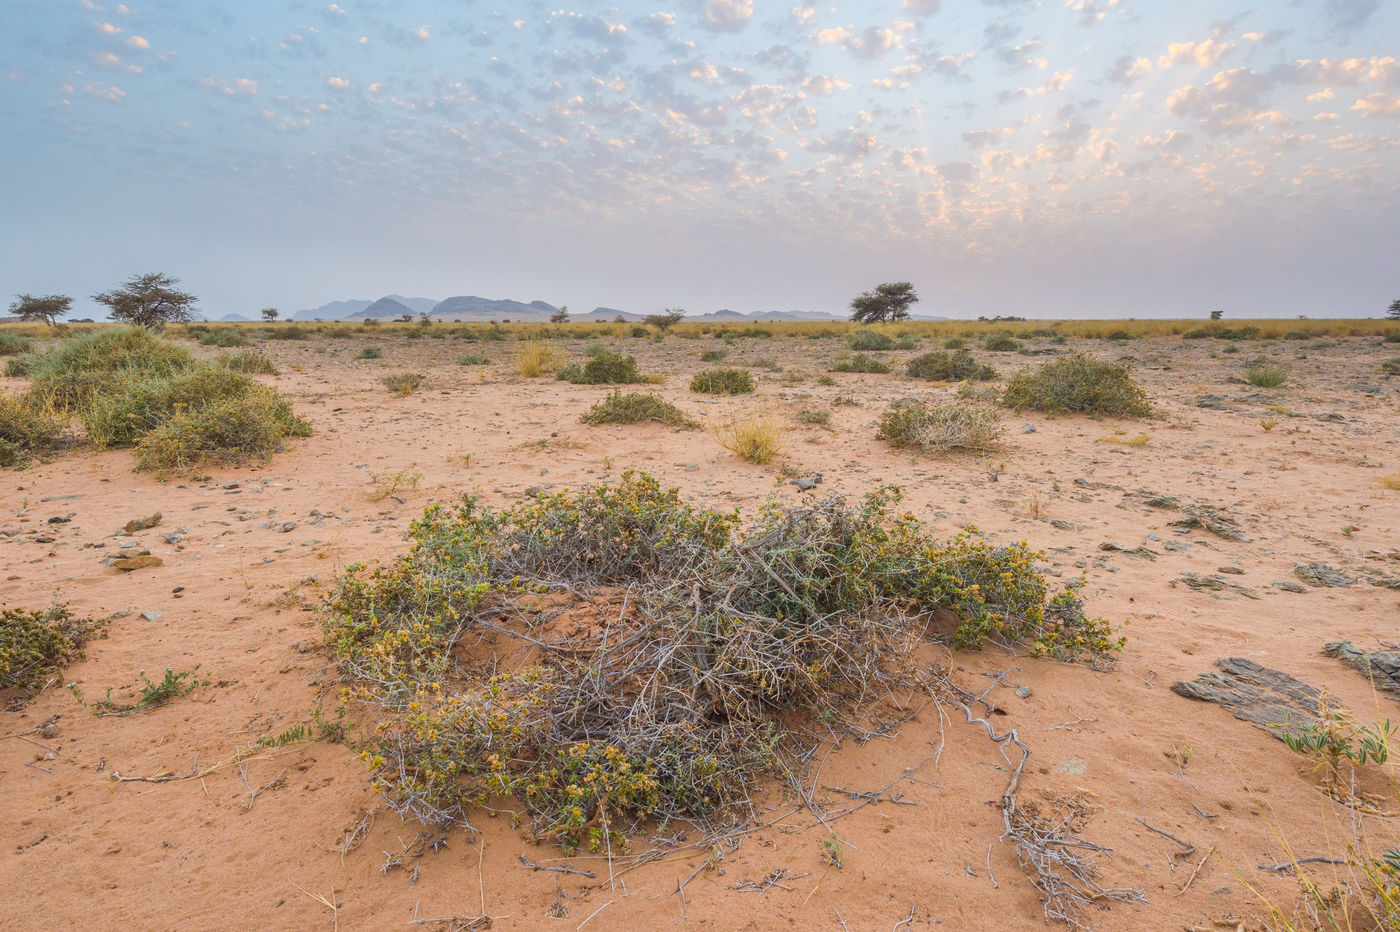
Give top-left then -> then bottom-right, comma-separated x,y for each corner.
2,330 -> 1398,931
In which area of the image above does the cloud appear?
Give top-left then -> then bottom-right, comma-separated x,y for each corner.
94,51 -> 141,74
1298,56 -> 1399,87
964,127 -> 1013,147
83,82 -> 125,100
937,161 -> 976,182
1167,67 -> 1290,135
1136,129 -> 1194,152
95,21 -> 121,35
202,76 -> 259,96
1105,55 -> 1151,85
1065,0 -> 1121,27
801,74 -> 849,95
126,35 -> 149,49
1321,0 -> 1380,41
1351,93 -> 1400,119
995,39 -> 1048,71
326,75 -> 350,89
814,23 -> 914,61
1159,36 -> 1231,68
636,12 -> 676,36
702,0 -> 754,32
903,0 -> 943,15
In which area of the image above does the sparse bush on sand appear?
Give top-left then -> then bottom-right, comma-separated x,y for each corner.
830,354 -> 891,374
1001,353 -> 1151,417
713,412 -> 784,464
580,392 -> 694,428
0,333 -> 34,356
217,351 -> 277,375
382,373 -> 423,395
846,329 -> 895,351
0,393 -> 66,468
516,343 -> 561,377
690,367 -> 755,394
1245,365 -> 1289,388
906,350 -> 995,382
878,400 -> 1003,455
557,351 -> 647,385
1,603 -> 106,691
322,472 -> 1120,852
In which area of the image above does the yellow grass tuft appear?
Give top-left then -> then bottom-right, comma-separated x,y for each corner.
713,412 -> 784,465
515,344 -> 561,377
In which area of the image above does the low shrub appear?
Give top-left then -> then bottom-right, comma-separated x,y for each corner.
0,394 -> 65,467
264,326 -> 311,341
906,350 -> 995,382
580,392 -> 695,428
1384,333 -> 1400,344
1285,331 -> 1310,341
944,337 -> 966,350
558,352 -> 646,384
1104,330 -> 1133,341
355,347 -> 383,360
323,474 -> 1120,850
382,373 -> 423,395
0,333 -> 33,356
198,329 -> 249,348
878,401 -> 1003,455
983,334 -> 1021,352
1244,365 -> 1288,388
1,604 -> 106,691
846,329 -> 894,351
700,349 -> 727,363
795,408 -> 830,426
458,354 -> 489,365
714,413 -> 783,464
830,354 -> 891,374
690,367 -> 755,394
1383,358 -> 1400,376
134,391 -> 311,472
1001,353 -> 1151,417
218,351 -> 277,375
630,325 -> 650,338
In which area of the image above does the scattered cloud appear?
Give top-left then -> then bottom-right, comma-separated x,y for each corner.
1351,92 -> 1400,118
1065,0 -> 1121,27
1159,36 -> 1231,69
702,0 -> 755,32
1105,55 -> 1151,85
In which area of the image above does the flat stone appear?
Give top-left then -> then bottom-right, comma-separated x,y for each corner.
123,513 -> 162,533
113,555 -> 164,571
1323,641 -> 1400,700
1171,657 -> 1325,739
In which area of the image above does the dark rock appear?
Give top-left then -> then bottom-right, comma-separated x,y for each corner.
1294,563 -> 1351,588
1322,641 -> 1400,700
1171,658 -> 1325,738
123,513 -> 162,533
1273,580 -> 1308,593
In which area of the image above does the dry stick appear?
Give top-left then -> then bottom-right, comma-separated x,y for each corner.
289,880 -> 338,932
986,843 -> 998,888
1135,816 -> 1196,856
517,854 -> 596,878
575,900 -> 613,930
1174,846 -> 1215,897
833,908 -> 851,931
1257,857 -> 1346,872
892,906 -> 916,931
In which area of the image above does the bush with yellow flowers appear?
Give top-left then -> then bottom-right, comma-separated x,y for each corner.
323,470 -> 1122,850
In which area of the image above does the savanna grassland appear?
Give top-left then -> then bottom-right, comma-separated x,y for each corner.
2,317 -> 1399,931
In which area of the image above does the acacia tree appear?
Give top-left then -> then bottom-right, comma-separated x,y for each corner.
260,307 -> 279,322
93,273 -> 198,328
550,305 -> 570,324
643,308 -> 684,330
1387,298 -> 1400,320
849,282 -> 918,323
9,294 -> 71,326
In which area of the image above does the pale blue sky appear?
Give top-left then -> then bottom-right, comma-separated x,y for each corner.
2,0 -> 1397,319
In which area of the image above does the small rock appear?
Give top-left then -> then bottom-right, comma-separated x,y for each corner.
1021,425 -> 1037,433
140,610 -> 165,622
1054,758 -> 1087,775
1273,580 -> 1308,593
1217,566 -> 1245,575
123,513 -> 162,534
113,555 -> 164,571
47,515 -> 71,525
1015,685 -> 1032,699
223,482 -> 241,489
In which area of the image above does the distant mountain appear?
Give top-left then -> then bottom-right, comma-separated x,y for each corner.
219,313 -> 253,322
292,295 -> 438,320
579,307 -> 640,321
431,296 -> 561,321
350,297 -> 416,320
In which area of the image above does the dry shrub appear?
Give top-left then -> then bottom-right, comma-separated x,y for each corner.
516,344 -> 562,377
1245,365 -> 1289,388
0,333 -> 33,356
690,367 -> 754,394
382,373 -> 423,395
906,350 -> 995,382
133,390 -> 311,473
878,401 -> 1003,455
217,350 -> 277,374
580,392 -> 694,428
830,354 -> 891,374
846,329 -> 895,351
322,473 -> 1120,850
714,412 -> 784,464
0,393 -> 65,468
557,351 -> 646,384
1,603 -> 106,691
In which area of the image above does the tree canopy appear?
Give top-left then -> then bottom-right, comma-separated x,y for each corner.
92,273 -> 198,328
849,282 -> 918,324
1387,298 -> 1400,320
644,308 -> 685,330
8,294 -> 71,326
260,307 -> 279,322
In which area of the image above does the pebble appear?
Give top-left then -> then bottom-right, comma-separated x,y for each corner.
1015,685 -> 1032,699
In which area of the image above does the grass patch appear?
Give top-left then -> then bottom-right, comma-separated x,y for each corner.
355,347 -> 383,360
1096,431 -> 1151,447
580,392 -> 695,428
1001,353 -> 1151,417
458,354 -> 489,366
714,412 -> 784,463
264,326 -> 311,341
133,391 -> 310,472
795,408 -> 830,426
878,401 -> 1003,455
1381,358 -> 1400,376
690,367 -> 755,394
700,349 -> 727,363
217,351 -> 278,375
382,373 -> 423,396
516,344 -> 562,377
983,334 -> 1022,352
557,352 -> 647,385
830,354 -> 891,374
0,394 -> 66,468
906,350 -> 995,382
1244,365 -> 1288,388
0,333 -> 34,356
198,329 -> 250,348
322,473 -> 1120,851
846,329 -> 895,351
1,604 -> 106,691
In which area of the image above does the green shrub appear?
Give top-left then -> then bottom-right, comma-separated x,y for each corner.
690,367 -> 755,394
1001,353 -> 1151,417
1104,330 -> 1133,341
944,337 -> 966,350
323,473 -> 1120,850
846,329 -> 894,351
264,326 -> 311,341
134,391 -> 310,472
1244,365 -> 1288,388
355,347 -> 383,360
79,366 -> 258,448
983,334 -> 1021,352
796,408 -> 830,426
906,350 -> 994,382
1382,358 -> 1400,375
5,355 -> 37,378
630,325 -> 650,338
1384,333 -> 1400,344
580,392 -> 695,428
894,333 -> 918,351
217,351 -> 277,375
700,349 -> 727,363
0,333 -> 33,356
458,354 -> 489,366
24,326 -> 194,408
1285,331 -> 1310,341
1,604 -> 106,690
382,373 -> 422,395
198,329 -> 249,348
558,352 -> 646,384
830,354 -> 891,374
878,401 -> 1003,455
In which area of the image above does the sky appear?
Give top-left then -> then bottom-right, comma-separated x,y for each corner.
2,1 -> 1397,320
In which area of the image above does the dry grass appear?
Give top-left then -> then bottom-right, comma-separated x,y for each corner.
516,343 -> 562,377
878,401 -> 1004,456
713,412 -> 784,464
1382,473 -> 1400,491
1096,431 -> 1151,447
